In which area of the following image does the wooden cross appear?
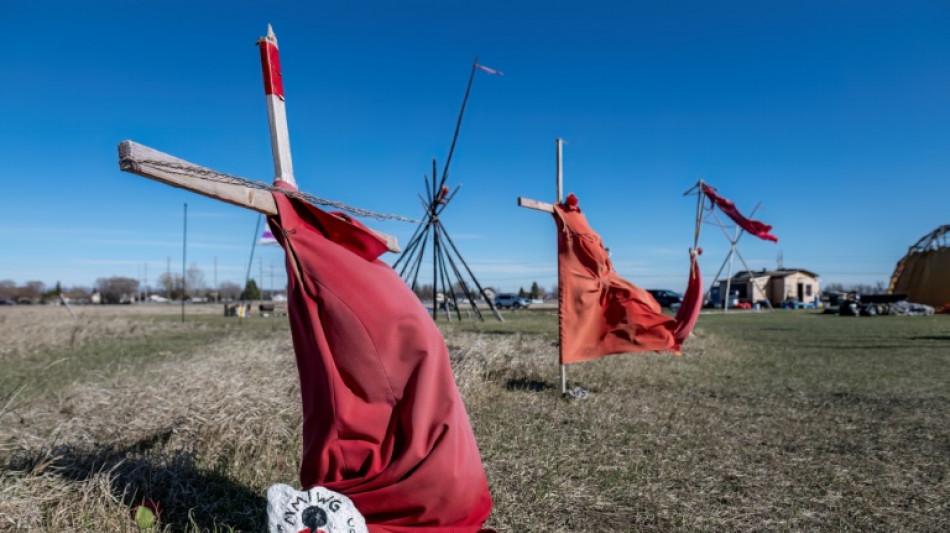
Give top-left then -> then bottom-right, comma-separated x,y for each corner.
517,138 -> 567,396
117,25 -> 400,253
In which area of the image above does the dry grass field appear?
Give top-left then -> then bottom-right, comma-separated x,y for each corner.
1,305 -> 948,532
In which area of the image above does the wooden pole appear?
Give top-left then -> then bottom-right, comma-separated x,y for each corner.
723,240 -> 736,313
440,58 -> 479,190
257,24 -> 295,187
59,293 -> 77,319
516,139 -> 570,394
118,141 -> 400,253
556,138 -> 567,396
693,179 -> 705,251
432,160 -> 438,320
556,138 -> 564,203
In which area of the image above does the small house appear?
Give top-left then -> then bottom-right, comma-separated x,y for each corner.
719,269 -> 820,307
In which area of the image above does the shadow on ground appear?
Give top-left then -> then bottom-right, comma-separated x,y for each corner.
3,428 -> 265,532
505,377 -> 555,392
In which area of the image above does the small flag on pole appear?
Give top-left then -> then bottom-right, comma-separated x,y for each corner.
475,64 -> 503,76
258,228 -> 279,246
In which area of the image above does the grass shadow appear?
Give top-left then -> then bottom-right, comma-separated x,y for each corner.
3,429 -> 265,532
505,377 -> 555,393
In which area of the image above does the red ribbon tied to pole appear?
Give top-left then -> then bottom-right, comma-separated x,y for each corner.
702,184 -> 778,243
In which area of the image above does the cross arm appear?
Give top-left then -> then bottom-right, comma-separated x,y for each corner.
119,141 -> 279,214
118,141 -> 400,253
517,196 -> 555,213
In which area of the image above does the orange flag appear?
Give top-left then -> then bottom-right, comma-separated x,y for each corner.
554,194 -> 701,363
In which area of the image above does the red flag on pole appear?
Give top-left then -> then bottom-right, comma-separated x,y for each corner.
268,185 -> 492,532
701,184 -> 778,242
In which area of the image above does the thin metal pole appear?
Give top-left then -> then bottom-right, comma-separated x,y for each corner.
181,202 -> 187,323
243,214 -> 262,304
556,138 -> 567,396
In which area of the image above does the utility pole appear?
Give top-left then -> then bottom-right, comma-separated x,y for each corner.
182,202 -> 187,323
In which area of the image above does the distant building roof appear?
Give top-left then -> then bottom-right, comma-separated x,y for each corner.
729,268 -> 819,281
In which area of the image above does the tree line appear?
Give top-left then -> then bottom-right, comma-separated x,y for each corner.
0,263 -> 273,304
409,281 -> 555,301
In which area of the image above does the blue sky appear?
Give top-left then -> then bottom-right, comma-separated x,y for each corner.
2,1 -> 948,294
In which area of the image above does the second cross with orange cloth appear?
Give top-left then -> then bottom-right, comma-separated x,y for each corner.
554,194 -> 702,363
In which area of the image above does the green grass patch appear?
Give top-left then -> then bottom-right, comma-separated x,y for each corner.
2,306 -> 948,531
0,313 -> 290,402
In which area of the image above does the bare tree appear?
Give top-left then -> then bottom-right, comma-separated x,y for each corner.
0,280 -> 15,300
186,263 -> 206,297
96,276 -> 140,304
218,281 -> 242,301
157,272 -> 184,300
18,281 -> 46,302
412,283 -> 434,301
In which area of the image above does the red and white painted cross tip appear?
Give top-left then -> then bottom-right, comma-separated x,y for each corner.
257,24 -> 296,187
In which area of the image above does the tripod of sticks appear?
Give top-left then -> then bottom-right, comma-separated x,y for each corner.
391,57 -> 503,322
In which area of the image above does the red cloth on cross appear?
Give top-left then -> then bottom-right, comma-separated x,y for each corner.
701,184 -> 778,242
554,194 -> 701,363
267,186 -> 492,533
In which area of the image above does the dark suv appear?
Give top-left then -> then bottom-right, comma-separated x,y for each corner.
647,289 -> 682,309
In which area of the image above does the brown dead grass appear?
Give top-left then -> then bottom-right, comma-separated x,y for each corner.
1,307 -> 948,532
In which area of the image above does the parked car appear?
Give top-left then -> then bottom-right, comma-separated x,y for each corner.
495,293 -> 530,309
647,289 -> 682,309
